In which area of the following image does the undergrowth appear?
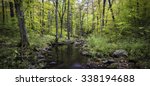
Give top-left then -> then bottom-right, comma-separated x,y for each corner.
86,34 -> 150,60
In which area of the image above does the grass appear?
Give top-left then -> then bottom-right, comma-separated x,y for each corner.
86,34 -> 150,59
29,32 -> 55,48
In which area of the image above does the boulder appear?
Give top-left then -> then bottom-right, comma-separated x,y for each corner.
112,49 -> 128,58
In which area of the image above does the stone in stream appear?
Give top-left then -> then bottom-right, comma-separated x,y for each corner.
112,49 -> 128,58
71,63 -> 83,69
49,61 -> 57,65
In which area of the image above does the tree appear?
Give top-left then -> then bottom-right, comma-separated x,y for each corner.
41,0 -> 45,34
108,0 -> 115,22
59,0 -> 67,38
9,2 -> 14,17
14,0 -> 29,48
92,0 -> 95,31
55,0 -> 59,43
100,0 -> 106,32
2,0 -> 5,24
67,0 -> 71,40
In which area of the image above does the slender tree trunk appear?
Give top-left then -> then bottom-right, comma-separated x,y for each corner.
108,0 -> 115,22
98,0 -> 101,32
48,10 -> 51,31
79,7 -> 83,36
55,0 -> 59,43
2,0 -> 5,24
9,2 -> 14,17
67,0 -> 70,40
100,0 -> 106,32
60,0 -> 66,38
14,0 -> 29,48
30,0 -> 34,30
41,0 -> 45,34
136,0 -> 140,25
70,6 -> 73,36
86,0 -> 89,31
92,0 -> 95,31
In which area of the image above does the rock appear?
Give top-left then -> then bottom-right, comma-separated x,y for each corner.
71,63 -> 82,69
81,51 -> 91,56
112,49 -> 128,58
66,40 -> 74,45
107,63 -> 118,68
103,59 -> 115,64
49,61 -> 57,65
74,41 -> 81,46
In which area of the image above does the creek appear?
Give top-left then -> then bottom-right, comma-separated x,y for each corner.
44,44 -> 88,69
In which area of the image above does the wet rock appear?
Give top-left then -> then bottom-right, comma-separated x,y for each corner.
112,49 -> 128,58
71,63 -> 83,69
49,61 -> 57,65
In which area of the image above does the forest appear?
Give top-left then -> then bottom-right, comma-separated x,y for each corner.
0,0 -> 150,69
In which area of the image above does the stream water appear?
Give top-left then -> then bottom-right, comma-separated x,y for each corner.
44,44 -> 88,69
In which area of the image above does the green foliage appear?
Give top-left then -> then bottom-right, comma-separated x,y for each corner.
29,32 -> 55,48
86,34 -> 150,59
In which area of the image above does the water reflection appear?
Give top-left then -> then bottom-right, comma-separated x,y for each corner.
46,44 -> 87,69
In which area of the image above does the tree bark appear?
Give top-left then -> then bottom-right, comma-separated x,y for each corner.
60,0 -> 66,38
108,0 -> 115,22
2,0 -> 5,24
9,2 -> 14,17
41,0 -> 45,34
14,0 -> 29,48
92,0 -> 95,31
100,0 -> 106,32
55,0 -> 59,43
67,0 -> 70,40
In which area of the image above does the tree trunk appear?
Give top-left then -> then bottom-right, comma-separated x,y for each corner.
14,0 -> 29,48
9,2 -> 14,17
48,10 -> 51,32
67,0 -> 70,40
86,0 -> 89,32
100,0 -> 106,32
92,0 -> 95,31
79,7 -> 83,36
2,0 -> 5,24
60,0 -> 66,38
55,0 -> 59,43
41,0 -> 45,34
70,6 -> 73,36
136,0 -> 140,25
108,0 -> 115,22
